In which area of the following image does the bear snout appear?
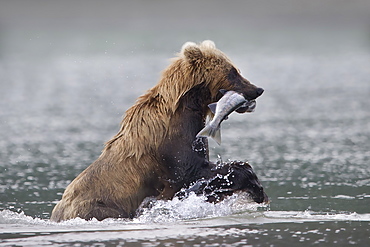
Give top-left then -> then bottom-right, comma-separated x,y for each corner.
249,188 -> 269,204
246,87 -> 264,100
236,85 -> 264,102
256,87 -> 264,97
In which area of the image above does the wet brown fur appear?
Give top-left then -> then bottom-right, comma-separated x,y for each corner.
50,41 -> 264,222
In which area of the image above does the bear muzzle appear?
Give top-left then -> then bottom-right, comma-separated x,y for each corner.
234,87 -> 263,113
245,187 -> 269,204
256,87 -> 264,97
244,87 -> 264,100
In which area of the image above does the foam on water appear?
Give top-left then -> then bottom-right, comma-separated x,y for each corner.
1,193 -> 370,246
135,192 -> 265,223
0,192 -> 264,226
1,192 -> 369,228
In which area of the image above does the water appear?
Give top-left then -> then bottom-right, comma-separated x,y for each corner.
1,1 -> 370,246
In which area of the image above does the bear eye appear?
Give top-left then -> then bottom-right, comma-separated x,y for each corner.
228,67 -> 239,80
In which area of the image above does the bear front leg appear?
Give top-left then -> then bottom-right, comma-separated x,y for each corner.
177,161 -> 269,204
157,178 -> 182,200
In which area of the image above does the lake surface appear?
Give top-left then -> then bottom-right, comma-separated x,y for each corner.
1,1 -> 370,246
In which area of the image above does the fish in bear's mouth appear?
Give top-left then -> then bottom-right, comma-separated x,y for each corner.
215,89 -> 258,114
235,99 -> 256,113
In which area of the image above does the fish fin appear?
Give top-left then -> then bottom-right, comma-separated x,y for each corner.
219,89 -> 228,95
208,103 -> 217,114
213,128 -> 221,145
196,126 -> 211,139
196,125 -> 222,145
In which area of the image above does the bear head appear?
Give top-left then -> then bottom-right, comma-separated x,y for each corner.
180,40 -> 264,112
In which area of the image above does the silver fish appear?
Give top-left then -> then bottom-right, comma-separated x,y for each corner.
196,90 -> 248,145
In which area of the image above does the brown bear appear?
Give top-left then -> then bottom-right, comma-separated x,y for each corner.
50,40 -> 266,222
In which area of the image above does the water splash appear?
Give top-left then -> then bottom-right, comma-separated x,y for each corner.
0,192 -> 266,226
135,192 -> 267,223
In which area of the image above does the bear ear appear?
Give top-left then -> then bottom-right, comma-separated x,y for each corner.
201,40 -> 216,49
181,42 -> 203,62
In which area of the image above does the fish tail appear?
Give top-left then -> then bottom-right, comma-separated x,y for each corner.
196,125 -> 221,145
